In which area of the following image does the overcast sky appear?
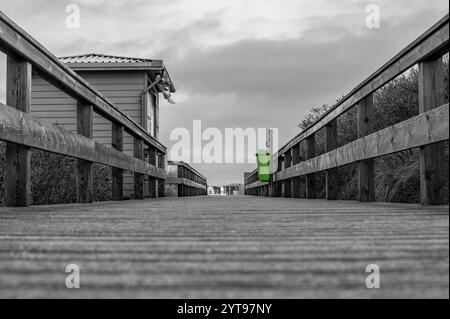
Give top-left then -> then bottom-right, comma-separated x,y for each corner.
0,0 -> 448,185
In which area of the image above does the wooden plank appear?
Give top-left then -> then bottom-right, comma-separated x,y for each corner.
0,103 -> 166,179
148,177 -> 157,198
134,138 -> 145,200
112,123 -> 124,201
291,143 -> 301,198
274,103 -> 449,181
166,177 -> 208,190
275,14 -> 448,157
418,57 -> 446,205
0,197 -> 447,298
158,179 -> 165,197
5,56 -> 32,207
76,101 -> 94,203
325,119 -> 338,200
244,180 -> 269,190
305,133 -> 316,199
357,94 -> 375,202
0,12 -> 166,154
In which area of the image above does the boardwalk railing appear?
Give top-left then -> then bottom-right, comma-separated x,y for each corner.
0,11 -> 166,206
166,161 -> 208,196
245,14 -> 449,205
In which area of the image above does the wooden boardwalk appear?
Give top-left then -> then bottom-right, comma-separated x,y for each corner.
0,196 -> 448,298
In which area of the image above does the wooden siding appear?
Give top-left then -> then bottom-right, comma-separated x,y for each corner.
31,70 -> 147,197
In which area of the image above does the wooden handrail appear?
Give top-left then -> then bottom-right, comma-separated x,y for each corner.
273,103 -> 448,181
168,160 -> 208,182
0,103 -> 166,179
245,14 -> 449,204
0,11 -> 166,153
0,12 -> 168,206
276,14 -> 449,157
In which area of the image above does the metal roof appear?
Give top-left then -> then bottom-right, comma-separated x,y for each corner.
58,53 -> 175,93
59,53 -> 155,64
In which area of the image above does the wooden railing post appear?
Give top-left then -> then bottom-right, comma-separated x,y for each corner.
76,101 -> 94,203
291,143 -> 301,198
305,133 -> 316,199
284,150 -> 292,198
134,138 -> 145,199
418,57 -> 446,205
158,152 -> 165,197
357,94 -> 375,202
5,56 -> 32,207
148,147 -> 157,198
111,122 -> 124,201
325,119 -> 338,200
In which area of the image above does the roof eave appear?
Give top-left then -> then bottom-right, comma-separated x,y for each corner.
65,60 -> 164,71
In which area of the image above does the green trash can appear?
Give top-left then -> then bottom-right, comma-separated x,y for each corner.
256,149 -> 270,182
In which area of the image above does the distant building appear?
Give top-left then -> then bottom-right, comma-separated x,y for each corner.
207,186 -> 222,195
30,53 -> 175,198
223,183 -> 244,196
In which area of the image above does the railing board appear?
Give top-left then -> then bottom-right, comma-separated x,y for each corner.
0,103 -> 166,179
274,103 -> 449,182
244,180 -> 269,190
0,11 -> 166,153
166,177 -> 208,190
275,14 -> 449,157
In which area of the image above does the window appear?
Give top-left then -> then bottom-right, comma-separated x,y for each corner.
146,93 -> 155,137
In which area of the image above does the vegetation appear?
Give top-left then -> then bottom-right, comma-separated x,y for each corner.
297,60 -> 449,203
0,143 -> 111,206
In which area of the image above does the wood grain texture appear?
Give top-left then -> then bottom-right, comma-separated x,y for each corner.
0,103 -> 166,179
274,103 -> 449,181
76,102 -> 94,204
0,12 -> 166,153
5,57 -> 32,207
134,138 -> 145,200
325,120 -> 338,200
0,196 -> 447,298
166,178 -> 208,191
112,123 -> 124,201
275,14 -> 449,156
418,58 -> 446,205
357,95 -> 375,202
305,134 -> 316,199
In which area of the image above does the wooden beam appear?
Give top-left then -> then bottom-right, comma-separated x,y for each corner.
0,103 -> 166,179
158,179 -> 165,197
111,123 -> 124,201
134,138 -> 145,199
76,101 -> 94,203
148,146 -> 157,198
273,104 -> 449,183
357,94 -> 375,202
418,57 -> 446,205
274,14 -> 449,157
5,56 -> 32,207
291,143 -> 301,198
305,133 -> 316,199
0,12 -> 166,154
285,150 -> 292,198
325,119 -> 338,200
166,178 -> 207,190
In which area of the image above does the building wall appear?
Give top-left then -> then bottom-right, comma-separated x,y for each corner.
30,70 -> 147,198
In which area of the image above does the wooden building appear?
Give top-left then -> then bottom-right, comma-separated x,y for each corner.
30,53 -> 175,198
165,161 -> 207,197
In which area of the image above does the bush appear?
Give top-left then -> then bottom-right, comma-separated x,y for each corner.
296,60 -> 449,204
0,145 -> 111,206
